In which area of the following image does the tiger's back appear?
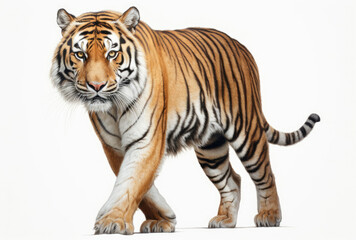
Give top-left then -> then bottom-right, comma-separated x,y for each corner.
134,25 -> 264,153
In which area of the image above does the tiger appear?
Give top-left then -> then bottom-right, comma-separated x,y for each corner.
51,7 -> 320,235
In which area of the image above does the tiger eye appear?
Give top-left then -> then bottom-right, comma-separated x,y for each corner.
76,51 -> 85,59
108,51 -> 117,58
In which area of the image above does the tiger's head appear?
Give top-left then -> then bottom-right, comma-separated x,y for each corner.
51,7 -> 146,112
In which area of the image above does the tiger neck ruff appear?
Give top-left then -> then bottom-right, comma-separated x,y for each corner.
51,7 -> 320,235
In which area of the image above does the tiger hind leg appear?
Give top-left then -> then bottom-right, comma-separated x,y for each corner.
139,184 -> 177,233
194,133 -> 241,228
230,124 -> 281,227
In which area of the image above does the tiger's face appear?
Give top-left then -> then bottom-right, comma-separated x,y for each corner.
51,7 -> 146,112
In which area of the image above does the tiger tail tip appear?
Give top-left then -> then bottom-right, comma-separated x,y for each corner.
308,113 -> 321,123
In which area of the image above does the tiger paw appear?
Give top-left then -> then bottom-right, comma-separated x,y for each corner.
208,215 -> 236,228
140,219 -> 175,233
94,211 -> 134,235
254,209 -> 281,227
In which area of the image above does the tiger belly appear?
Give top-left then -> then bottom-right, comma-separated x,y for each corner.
165,104 -> 222,155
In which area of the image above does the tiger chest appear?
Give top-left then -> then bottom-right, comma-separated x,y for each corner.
91,110 -> 123,153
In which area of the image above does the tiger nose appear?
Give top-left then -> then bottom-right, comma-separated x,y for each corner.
87,81 -> 107,92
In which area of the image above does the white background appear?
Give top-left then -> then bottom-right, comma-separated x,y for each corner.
0,0 -> 355,239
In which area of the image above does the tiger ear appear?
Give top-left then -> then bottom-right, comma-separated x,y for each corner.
119,7 -> 140,33
57,8 -> 76,35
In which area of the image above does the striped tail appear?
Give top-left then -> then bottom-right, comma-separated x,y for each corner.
264,113 -> 320,146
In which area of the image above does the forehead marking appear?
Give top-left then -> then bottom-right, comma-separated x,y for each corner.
72,22 -> 124,54
103,33 -> 120,51
73,32 -> 88,52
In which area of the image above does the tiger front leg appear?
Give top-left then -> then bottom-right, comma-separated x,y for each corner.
94,146 -> 163,235
139,184 -> 176,233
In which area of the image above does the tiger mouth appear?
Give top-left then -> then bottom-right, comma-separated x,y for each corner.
89,95 -> 107,104
81,94 -> 113,112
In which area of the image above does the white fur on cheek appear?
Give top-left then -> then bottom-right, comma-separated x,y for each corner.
112,39 -> 147,113
50,60 -> 60,86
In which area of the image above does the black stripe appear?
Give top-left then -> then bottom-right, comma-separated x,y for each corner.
95,113 -> 121,139
240,134 -> 261,162
245,143 -> 268,170
100,30 -> 111,35
255,173 -> 272,187
291,132 -> 296,143
235,122 -> 259,156
122,85 -> 154,134
57,72 -> 67,85
107,111 -> 117,122
125,105 -> 157,151
198,153 -> 228,169
252,162 -> 270,183
80,30 -> 95,36
198,91 -> 210,139
166,113 -> 182,154
90,116 -> 121,151
211,166 -> 231,184
258,176 -> 275,191
217,170 -> 232,191
272,129 -> 279,144
246,154 -> 267,174
300,127 -> 307,137
120,36 -> 126,45
285,133 -> 291,145
135,106 -> 165,151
